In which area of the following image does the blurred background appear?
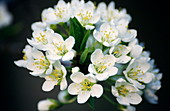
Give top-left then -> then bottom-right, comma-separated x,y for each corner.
0,0 -> 169,111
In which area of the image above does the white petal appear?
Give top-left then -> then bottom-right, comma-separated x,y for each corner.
14,60 -> 27,67
45,64 -> 53,74
100,23 -> 110,31
102,55 -> 116,66
42,80 -> 56,92
77,91 -> 91,104
138,72 -> 153,83
111,86 -> 119,97
91,49 -> 103,64
85,74 -> 96,83
62,50 -> 75,61
116,55 -> 131,64
130,45 -> 143,58
88,64 -> 98,74
46,52 -> 62,61
68,83 -> 81,95
60,78 -> 67,90
64,36 -> 75,51
70,72 -> 85,83
117,96 -> 130,106
91,84 -> 103,98
127,93 -> 142,105
89,14 -> 100,24
95,73 -> 109,81
93,30 -> 102,43
107,66 -> 118,76
85,25 -> 95,30
122,29 -> 137,42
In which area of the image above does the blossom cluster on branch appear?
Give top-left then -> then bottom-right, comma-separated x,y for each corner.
14,0 -> 162,110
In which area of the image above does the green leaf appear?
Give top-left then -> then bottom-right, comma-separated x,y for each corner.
69,17 -> 85,52
79,48 -> 89,64
80,30 -> 91,51
87,97 -> 95,110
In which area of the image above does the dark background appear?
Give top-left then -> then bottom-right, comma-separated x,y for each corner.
0,0 -> 169,111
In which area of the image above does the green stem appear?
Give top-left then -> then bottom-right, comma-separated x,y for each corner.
104,88 -> 111,92
103,94 -> 118,106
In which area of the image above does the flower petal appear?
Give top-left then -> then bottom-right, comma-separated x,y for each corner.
91,84 -> 103,98
116,96 -> 130,106
107,66 -> 118,76
127,93 -> 142,105
62,50 -> 75,61
68,83 -> 81,95
91,49 -> 103,64
60,78 -> 67,90
42,80 -> 56,92
70,72 -> 85,83
64,36 -> 75,51
111,86 -> 119,97
77,91 -> 91,104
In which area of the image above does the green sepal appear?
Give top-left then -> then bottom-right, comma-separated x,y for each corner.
80,48 -> 89,64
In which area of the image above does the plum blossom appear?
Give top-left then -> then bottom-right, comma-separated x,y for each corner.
111,78 -> 142,105
123,58 -> 153,89
42,0 -> 71,25
109,44 -> 131,64
46,34 -> 75,61
93,23 -> 120,47
68,72 -> 103,104
74,1 -> 100,30
42,61 -> 67,91
88,49 -> 118,81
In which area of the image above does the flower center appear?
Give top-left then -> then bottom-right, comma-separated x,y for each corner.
116,85 -> 129,97
55,7 -> 65,19
113,45 -> 126,58
100,29 -> 116,43
56,45 -> 68,56
127,67 -> 144,80
94,63 -> 107,73
81,79 -> 94,91
33,57 -> 50,69
36,33 -> 48,45
48,69 -> 63,84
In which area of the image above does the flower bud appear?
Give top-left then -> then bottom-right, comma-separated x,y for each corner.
37,98 -> 60,111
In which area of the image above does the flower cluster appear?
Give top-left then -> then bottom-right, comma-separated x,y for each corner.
14,0 -> 162,110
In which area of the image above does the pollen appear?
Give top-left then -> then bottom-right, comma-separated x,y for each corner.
81,79 -> 94,91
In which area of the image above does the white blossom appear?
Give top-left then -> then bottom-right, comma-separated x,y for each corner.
74,1 -> 100,30
0,2 -> 12,29
27,29 -> 54,51
37,99 -> 58,111
128,39 -> 143,58
14,45 -> 33,68
42,61 -> 67,91
68,72 -> 103,104
72,67 -> 80,74
96,2 -> 131,26
26,48 -> 53,76
117,25 -> 137,42
31,21 -> 47,31
144,59 -> 162,104
123,58 -> 153,89
88,49 -> 118,81
42,0 -> 71,25
111,78 -> 142,105
109,44 -> 131,64
46,34 -> 75,61
93,23 -> 120,47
